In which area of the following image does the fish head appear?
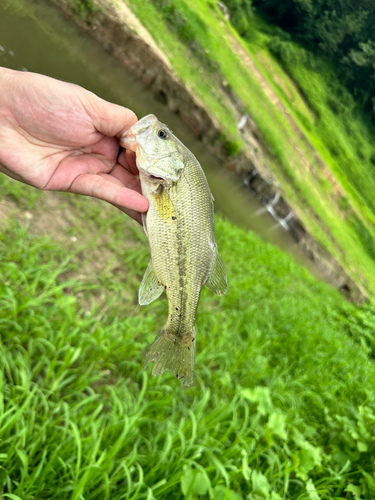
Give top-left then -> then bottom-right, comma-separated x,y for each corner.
120,114 -> 184,183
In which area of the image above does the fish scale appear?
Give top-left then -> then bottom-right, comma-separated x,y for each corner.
120,115 -> 227,386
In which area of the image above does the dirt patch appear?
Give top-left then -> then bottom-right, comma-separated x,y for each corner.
0,189 -> 143,300
0,199 -> 18,222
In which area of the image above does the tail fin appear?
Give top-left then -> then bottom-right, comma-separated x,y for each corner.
143,328 -> 196,387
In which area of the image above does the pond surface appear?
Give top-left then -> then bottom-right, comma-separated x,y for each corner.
0,0 -> 325,278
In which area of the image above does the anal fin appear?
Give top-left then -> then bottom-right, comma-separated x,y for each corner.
205,247 -> 228,296
139,260 -> 164,305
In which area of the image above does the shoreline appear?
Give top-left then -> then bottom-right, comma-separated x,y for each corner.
48,0 -> 365,302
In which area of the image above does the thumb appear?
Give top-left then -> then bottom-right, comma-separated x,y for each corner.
83,91 -> 138,138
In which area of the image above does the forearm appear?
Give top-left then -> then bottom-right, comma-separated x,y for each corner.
0,67 -> 23,125
0,67 -> 23,182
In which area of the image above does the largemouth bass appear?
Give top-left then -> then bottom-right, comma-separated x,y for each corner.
120,114 -> 227,386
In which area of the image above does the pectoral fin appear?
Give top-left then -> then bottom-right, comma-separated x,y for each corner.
205,247 -> 228,296
211,192 -> 215,209
142,212 -> 148,237
139,260 -> 164,305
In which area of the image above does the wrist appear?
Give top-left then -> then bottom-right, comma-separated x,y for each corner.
0,67 -> 18,123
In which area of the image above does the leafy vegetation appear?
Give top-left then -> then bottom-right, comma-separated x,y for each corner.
220,0 -> 253,36
69,0 -> 96,17
1,176 -> 375,499
265,34 -> 375,215
251,0 -> 375,118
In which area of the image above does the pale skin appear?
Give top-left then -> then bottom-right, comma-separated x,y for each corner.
0,67 -> 149,224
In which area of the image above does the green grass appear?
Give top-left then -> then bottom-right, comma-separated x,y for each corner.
68,0 -> 96,16
128,0 -> 243,142
124,0 -> 375,297
2,173 -> 375,498
264,35 -> 375,217
0,175 -> 41,210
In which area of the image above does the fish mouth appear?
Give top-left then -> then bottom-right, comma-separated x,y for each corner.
120,114 -> 157,152
120,129 -> 137,152
139,167 -> 166,182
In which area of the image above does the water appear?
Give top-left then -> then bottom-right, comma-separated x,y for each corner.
0,0 -> 323,277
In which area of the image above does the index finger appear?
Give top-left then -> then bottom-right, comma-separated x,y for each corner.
69,172 -> 148,218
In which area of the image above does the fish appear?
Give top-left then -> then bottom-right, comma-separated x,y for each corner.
120,114 -> 227,386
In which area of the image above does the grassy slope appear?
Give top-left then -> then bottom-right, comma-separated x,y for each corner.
123,0 -> 375,298
2,178 -> 375,499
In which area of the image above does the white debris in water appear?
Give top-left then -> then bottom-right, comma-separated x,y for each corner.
237,114 -> 248,130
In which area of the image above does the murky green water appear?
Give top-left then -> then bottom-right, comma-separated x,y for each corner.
0,0 -> 324,277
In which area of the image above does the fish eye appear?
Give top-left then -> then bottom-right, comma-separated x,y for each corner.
157,129 -> 168,140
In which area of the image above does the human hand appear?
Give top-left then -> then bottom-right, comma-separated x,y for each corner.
0,67 -> 148,223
